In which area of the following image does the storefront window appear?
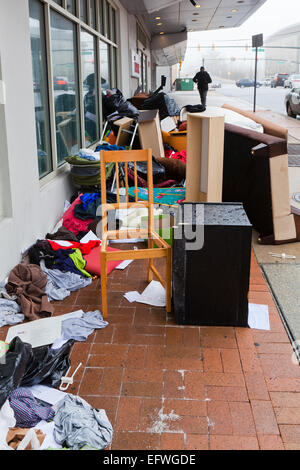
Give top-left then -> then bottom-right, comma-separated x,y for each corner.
105,2 -> 111,39
81,30 -> 99,145
89,0 -> 96,29
50,10 -> 81,165
79,0 -> 87,23
29,0 -> 52,179
100,40 -> 111,91
111,46 -> 118,88
111,7 -> 116,43
66,0 -> 76,15
99,0 -> 104,35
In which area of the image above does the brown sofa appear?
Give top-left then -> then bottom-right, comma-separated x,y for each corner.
176,104 -> 298,244
222,122 -> 300,244
221,104 -> 300,244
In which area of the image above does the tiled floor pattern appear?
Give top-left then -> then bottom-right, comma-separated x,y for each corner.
1,251 -> 300,450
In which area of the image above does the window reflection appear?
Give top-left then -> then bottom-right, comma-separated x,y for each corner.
29,0 -> 52,179
50,11 -> 81,164
79,0 -> 87,23
111,7 -> 116,43
99,0 -> 104,34
105,3 -> 111,39
89,0 -> 96,29
81,31 -> 99,145
100,40 -> 111,91
66,0 -> 76,15
111,46 -> 118,88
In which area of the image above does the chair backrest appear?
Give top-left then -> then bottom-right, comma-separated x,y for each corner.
100,148 -> 154,235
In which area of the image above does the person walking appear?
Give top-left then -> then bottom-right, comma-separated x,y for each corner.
193,66 -> 212,107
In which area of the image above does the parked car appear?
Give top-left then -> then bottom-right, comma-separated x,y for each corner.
262,77 -> 272,86
236,78 -> 261,88
271,73 -> 289,88
53,76 -> 69,91
209,81 -> 222,89
284,74 -> 300,89
285,86 -> 300,118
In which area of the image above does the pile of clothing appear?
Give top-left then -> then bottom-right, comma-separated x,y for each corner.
1,388 -> 113,450
0,306 -> 112,450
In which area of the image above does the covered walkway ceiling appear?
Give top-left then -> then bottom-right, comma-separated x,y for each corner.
120,0 -> 267,66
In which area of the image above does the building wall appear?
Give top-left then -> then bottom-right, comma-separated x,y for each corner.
0,0 -> 153,281
265,25 -> 300,76
0,0 -> 74,280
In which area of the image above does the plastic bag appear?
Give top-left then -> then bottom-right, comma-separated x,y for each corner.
103,89 -> 139,119
128,156 -> 166,184
0,336 -> 73,408
142,92 -> 180,120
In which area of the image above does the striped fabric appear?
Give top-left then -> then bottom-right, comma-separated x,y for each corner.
8,387 -> 55,428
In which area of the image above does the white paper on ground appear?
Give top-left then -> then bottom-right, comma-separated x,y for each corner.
115,260 -> 133,270
5,316 -> 62,348
45,239 -> 74,247
124,281 -> 166,307
124,291 -> 140,303
80,230 -> 101,243
28,385 -> 67,406
248,303 -> 270,330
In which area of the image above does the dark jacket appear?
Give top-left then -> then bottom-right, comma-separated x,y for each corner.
193,71 -> 212,91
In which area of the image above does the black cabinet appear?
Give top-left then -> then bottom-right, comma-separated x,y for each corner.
172,203 -> 252,326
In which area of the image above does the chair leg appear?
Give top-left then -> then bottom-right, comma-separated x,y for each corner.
101,252 -> 108,319
166,249 -> 172,313
148,238 -> 154,283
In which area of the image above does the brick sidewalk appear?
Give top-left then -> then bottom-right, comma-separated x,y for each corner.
1,249 -> 299,449
4,249 -> 296,450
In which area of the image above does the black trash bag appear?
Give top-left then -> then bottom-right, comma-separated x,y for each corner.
21,340 -> 74,389
142,92 -> 180,120
102,89 -> 139,119
0,336 -> 73,408
184,104 -> 206,113
128,156 -> 166,184
0,337 -> 32,408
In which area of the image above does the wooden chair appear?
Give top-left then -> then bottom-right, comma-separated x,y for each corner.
100,148 -> 172,318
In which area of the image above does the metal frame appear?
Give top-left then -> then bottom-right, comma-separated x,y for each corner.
33,0 -> 119,185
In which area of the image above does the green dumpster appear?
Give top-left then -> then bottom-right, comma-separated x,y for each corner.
174,78 -> 194,91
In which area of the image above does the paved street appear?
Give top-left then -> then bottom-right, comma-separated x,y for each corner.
215,83 -> 290,115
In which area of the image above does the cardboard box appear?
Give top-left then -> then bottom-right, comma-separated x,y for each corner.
138,110 -> 165,159
113,117 -> 134,147
185,110 -> 225,203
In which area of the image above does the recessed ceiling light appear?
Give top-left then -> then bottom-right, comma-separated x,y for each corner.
232,9 -> 238,12
157,22 -> 162,25
160,32 -> 164,35
155,16 -> 161,19
195,4 -> 201,7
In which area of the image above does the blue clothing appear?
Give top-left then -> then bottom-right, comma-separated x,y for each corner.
95,144 -> 125,152
9,387 -> 55,428
53,249 -> 84,277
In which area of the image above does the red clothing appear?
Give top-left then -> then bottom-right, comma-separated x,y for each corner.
47,239 -> 100,255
